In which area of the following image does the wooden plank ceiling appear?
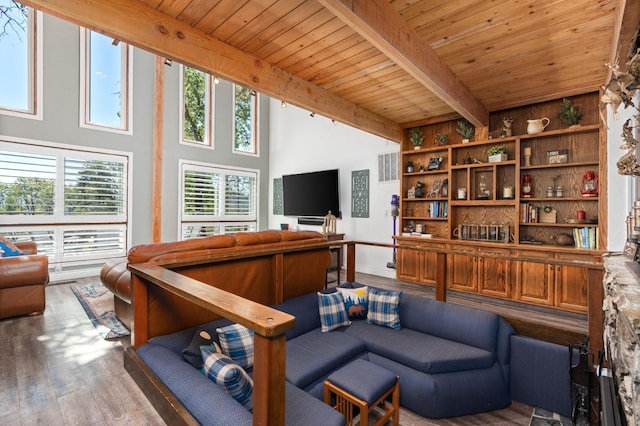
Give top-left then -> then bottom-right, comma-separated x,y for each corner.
21,0 -> 635,142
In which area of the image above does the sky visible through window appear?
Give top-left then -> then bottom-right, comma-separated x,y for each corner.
0,0 -> 29,111
88,30 -> 123,127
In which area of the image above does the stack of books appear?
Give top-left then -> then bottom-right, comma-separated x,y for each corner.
573,227 -> 598,249
520,203 -> 539,223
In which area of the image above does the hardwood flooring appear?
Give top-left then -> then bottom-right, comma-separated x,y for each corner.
0,274 -> 547,425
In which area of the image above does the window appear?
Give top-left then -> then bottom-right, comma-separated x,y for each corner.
80,29 -> 132,133
0,0 -> 42,119
180,66 -> 214,147
180,160 -> 257,239
233,84 -> 258,155
0,138 -> 130,264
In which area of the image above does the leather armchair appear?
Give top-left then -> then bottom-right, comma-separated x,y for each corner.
0,241 -> 49,319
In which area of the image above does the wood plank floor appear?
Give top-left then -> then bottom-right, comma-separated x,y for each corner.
0,274 -> 549,425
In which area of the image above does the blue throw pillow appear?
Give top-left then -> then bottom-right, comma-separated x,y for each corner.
337,286 -> 368,319
0,237 -> 22,257
317,291 -> 351,332
367,287 -> 402,330
201,346 -> 253,411
216,324 -> 254,370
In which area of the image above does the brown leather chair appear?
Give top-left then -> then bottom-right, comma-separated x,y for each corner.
0,241 -> 49,319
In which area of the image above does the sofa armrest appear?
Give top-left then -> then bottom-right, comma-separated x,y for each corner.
0,255 -> 49,288
15,241 -> 38,255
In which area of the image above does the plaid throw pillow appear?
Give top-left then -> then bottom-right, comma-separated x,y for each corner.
216,324 -> 254,369
201,346 -> 253,411
366,287 -> 402,330
317,292 -> 351,332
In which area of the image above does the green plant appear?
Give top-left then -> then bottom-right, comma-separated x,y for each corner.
487,145 -> 507,156
409,127 -> 424,146
558,98 -> 583,126
455,120 -> 475,139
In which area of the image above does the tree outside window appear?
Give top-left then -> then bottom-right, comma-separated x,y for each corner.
233,84 -> 257,155
182,66 -> 208,144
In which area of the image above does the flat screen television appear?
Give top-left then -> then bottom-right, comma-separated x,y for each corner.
282,169 -> 341,218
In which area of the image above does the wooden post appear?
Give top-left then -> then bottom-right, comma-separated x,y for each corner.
435,252 -> 447,302
346,242 -> 356,282
131,273 -> 149,348
252,334 -> 287,426
587,267 -> 604,351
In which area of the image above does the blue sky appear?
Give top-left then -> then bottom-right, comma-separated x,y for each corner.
0,0 -> 122,126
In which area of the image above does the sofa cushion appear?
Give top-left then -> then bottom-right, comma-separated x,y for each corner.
201,347 -> 253,411
366,287 -> 402,330
286,328 -> 366,389
317,292 -> 351,332
271,292 -> 321,340
345,321 -> 495,374
216,324 -> 254,369
399,293 -> 499,353
337,286 -> 368,320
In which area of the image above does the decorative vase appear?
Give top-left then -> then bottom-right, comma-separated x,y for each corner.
526,118 -> 550,134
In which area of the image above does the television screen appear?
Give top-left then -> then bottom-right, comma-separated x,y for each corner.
282,169 -> 340,218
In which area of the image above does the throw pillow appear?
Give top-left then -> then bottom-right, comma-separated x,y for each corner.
182,328 -> 221,370
337,286 -> 368,320
216,324 -> 254,369
201,346 -> 253,411
366,287 -> 402,330
317,291 -> 351,332
0,237 -> 23,257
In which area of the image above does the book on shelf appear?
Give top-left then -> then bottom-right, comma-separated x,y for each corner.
572,227 -> 598,249
427,201 -> 448,218
520,203 -> 539,223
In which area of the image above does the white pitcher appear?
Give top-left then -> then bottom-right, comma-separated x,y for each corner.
526,117 -> 550,134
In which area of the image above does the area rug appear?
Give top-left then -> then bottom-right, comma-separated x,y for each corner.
71,282 -> 130,340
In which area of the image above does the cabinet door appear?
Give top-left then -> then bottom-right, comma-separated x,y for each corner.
447,251 -> 477,292
555,264 -> 588,313
515,260 -> 554,306
396,247 -> 419,281
478,254 -> 511,298
418,250 -> 439,285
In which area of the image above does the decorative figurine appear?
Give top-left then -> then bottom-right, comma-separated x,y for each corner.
500,117 -> 513,138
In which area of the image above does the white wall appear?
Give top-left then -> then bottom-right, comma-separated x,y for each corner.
607,93 -> 639,252
269,101 -> 400,278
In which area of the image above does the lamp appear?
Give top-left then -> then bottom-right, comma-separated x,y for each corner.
580,171 -> 599,197
521,174 -> 533,198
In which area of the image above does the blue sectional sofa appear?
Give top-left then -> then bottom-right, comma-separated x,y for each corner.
134,282 -> 573,425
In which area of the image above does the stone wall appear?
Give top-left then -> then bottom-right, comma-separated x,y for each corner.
603,254 -> 640,426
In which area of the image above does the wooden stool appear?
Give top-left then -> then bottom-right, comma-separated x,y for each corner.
324,359 -> 399,426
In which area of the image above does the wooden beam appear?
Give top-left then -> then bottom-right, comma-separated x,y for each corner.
610,0 -> 640,69
20,0 -> 401,142
318,0 -> 489,128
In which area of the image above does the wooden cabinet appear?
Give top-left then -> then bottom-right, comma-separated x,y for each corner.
397,92 -> 605,313
397,245 -> 442,285
447,245 -> 511,299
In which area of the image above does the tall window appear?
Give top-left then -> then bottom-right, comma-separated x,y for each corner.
0,138 -> 130,263
180,66 -> 214,147
0,0 -> 42,119
233,84 -> 258,155
80,29 -> 132,133
180,160 -> 257,239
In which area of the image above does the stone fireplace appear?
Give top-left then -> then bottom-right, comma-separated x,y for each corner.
603,254 -> 640,425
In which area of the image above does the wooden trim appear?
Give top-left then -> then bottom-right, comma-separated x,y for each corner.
319,0 -> 489,127
610,0 -> 640,71
152,55 -> 164,243
253,334 -> 287,425
19,0 -> 401,142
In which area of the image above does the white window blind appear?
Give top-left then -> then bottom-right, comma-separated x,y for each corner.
0,139 -> 130,263
180,161 -> 257,239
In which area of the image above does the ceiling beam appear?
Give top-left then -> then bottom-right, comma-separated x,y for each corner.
318,0 -> 489,128
20,0 -> 401,142
610,0 -> 640,69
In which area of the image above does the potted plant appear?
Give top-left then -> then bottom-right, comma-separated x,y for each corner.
409,127 -> 424,150
456,120 -> 475,143
558,98 -> 583,127
487,145 -> 508,163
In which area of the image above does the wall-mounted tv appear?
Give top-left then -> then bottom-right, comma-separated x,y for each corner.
282,169 -> 341,218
